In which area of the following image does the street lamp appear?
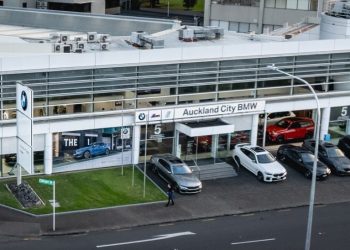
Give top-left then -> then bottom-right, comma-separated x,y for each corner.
267,64 -> 321,250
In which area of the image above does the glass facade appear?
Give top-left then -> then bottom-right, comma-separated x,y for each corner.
52,126 -> 133,172
0,53 -> 350,121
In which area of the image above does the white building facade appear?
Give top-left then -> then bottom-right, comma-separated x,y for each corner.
0,8 -> 350,178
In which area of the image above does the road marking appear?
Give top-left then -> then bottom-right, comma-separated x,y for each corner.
96,231 -> 196,248
231,238 -> 276,245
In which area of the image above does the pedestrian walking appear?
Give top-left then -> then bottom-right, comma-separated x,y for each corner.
166,184 -> 174,206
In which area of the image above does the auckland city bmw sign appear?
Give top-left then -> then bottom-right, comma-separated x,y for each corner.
135,101 -> 265,123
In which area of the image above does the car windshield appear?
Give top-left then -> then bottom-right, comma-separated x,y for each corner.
301,153 -> 315,163
257,153 -> 275,163
172,165 -> 192,175
275,120 -> 290,128
326,148 -> 345,157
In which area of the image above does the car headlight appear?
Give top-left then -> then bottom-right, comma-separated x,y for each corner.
179,185 -> 188,190
265,172 -> 272,175
326,168 -> 331,174
199,183 -> 202,189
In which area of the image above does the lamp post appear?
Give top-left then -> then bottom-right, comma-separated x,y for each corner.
267,64 -> 321,250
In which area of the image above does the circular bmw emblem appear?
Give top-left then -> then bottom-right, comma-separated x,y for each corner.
122,128 -> 129,134
138,113 -> 146,121
21,91 -> 28,111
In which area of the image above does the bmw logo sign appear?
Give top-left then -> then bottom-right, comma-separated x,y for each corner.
138,113 -> 146,121
21,91 -> 28,111
122,128 -> 129,134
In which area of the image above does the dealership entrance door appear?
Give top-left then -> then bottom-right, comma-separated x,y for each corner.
175,120 -> 235,165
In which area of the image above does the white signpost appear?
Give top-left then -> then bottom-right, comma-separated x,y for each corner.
16,82 -> 34,185
39,178 -> 56,231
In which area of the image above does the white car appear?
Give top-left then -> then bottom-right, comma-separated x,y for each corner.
232,144 -> 287,182
259,111 -> 296,127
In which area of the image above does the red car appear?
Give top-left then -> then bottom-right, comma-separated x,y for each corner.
267,117 -> 314,143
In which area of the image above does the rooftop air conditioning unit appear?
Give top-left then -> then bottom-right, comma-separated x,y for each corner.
100,43 -> 109,51
60,34 -> 69,43
87,32 -> 98,43
53,43 -> 61,52
99,34 -> 111,43
74,36 -> 84,42
62,44 -> 72,53
131,31 -> 147,47
76,42 -> 86,50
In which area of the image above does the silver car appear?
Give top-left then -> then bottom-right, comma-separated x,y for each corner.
150,154 -> 202,194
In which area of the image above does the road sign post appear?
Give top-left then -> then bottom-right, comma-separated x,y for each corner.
39,178 -> 56,231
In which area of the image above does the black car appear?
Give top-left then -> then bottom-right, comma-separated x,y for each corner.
338,135 -> 350,159
276,145 -> 331,180
303,139 -> 350,176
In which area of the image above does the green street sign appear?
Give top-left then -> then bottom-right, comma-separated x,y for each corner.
39,178 -> 54,186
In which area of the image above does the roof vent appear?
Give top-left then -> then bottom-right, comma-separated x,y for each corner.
129,31 -> 164,49
179,26 -> 224,42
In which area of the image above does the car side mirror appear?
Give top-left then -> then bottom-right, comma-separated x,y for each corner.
252,159 -> 257,163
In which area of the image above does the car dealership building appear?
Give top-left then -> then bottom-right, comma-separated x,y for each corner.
0,6 -> 350,178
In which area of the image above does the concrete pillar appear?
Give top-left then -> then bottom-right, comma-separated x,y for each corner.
211,135 -> 218,158
320,107 -> 331,141
203,0 -> 211,26
132,125 -> 140,164
258,0 -> 266,34
44,133 -> 52,175
174,130 -> 181,158
250,114 -> 259,146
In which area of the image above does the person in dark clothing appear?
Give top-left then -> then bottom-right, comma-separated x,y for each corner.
166,184 -> 174,206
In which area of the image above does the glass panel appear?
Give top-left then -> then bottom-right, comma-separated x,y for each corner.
53,126 -> 133,170
93,91 -> 135,111
297,0 -> 308,10
48,95 -> 92,115
239,23 -> 250,33
256,79 -> 291,97
229,22 -> 239,32
276,0 -> 287,8
265,0 -> 275,7
286,0 -> 297,9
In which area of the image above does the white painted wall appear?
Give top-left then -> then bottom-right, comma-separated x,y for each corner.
2,38 -> 350,73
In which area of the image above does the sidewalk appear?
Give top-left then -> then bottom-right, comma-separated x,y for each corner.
1,167 -> 350,237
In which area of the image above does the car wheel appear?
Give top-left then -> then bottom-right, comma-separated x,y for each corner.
276,135 -> 284,144
105,148 -> 110,155
277,152 -> 285,161
174,184 -> 180,193
304,170 -> 312,179
305,133 -> 313,139
152,165 -> 158,175
83,151 -> 91,159
234,156 -> 241,167
257,172 -> 264,182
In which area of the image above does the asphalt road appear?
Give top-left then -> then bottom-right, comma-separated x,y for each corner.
2,201 -> 350,250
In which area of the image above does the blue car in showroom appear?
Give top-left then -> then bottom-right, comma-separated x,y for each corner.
73,142 -> 110,159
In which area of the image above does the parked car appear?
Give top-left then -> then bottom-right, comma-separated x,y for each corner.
302,139 -> 350,176
73,142 -> 110,159
150,154 -> 202,194
266,117 -> 314,143
276,145 -> 331,180
232,143 -> 287,182
338,135 -> 350,159
259,111 -> 296,127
